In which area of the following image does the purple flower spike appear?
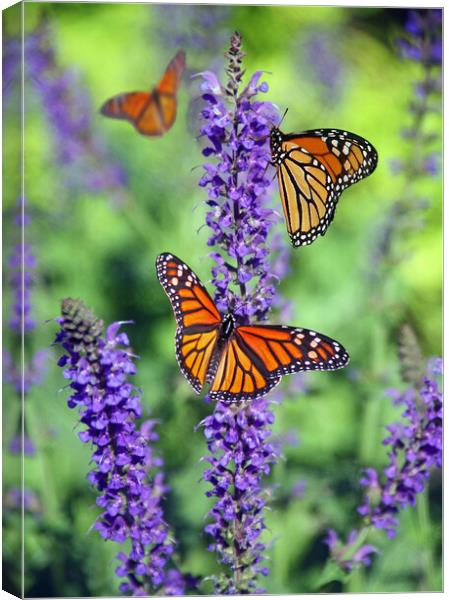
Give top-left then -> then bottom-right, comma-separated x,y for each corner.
305,31 -> 344,101
55,298 -> 184,595
198,31 -> 280,325
397,10 -> 442,66
196,32 -> 289,593
201,398 -> 277,593
4,26 -> 129,205
370,9 -> 441,277
8,199 -> 36,334
4,197 -> 47,504
358,359 -> 442,538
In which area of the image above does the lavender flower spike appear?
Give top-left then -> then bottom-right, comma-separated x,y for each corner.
197,33 -> 280,593
198,31 -> 279,323
5,198 -> 47,464
201,398 -> 277,593
8,199 -> 36,332
55,298 -> 182,595
358,359 -> 442,539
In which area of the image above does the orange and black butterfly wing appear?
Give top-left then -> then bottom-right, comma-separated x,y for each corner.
101,50 -> 185,136
156,50 -> 186,96
271,127 -> 377,247
100,91 -> 152,123
137,50 -> 185,135
100,90 -> 166,136
209,324 -> 349,402
156,253 -> 221,393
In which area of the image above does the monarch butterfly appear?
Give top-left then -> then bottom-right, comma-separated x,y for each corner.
156,252 -> 349,402
100,50 -> 186,137
270,127 -> 378,247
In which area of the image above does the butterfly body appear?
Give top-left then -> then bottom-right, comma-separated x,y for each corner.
270,126 -> 378,247
202,313 -> 235,384
101,50 -> 186,137
157,253 -> 349,403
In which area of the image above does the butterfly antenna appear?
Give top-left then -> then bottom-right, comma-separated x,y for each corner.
278,107 -> 289,128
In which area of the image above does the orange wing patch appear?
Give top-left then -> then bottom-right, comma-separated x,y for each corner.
101,92 -> 151,122
285,136 -> 343,182
209,338 -> 277,400
177,329 -> 218,393
156,50 -> 186,95
181,285 -> 221,328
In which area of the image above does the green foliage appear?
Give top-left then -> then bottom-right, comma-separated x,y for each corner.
3,4 -> 441,596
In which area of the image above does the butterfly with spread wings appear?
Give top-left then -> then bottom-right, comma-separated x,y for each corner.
100,50 -> 186,137
156,253 -> 349,402
270,127 -> 378,247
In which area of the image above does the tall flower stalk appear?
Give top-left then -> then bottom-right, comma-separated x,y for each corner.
2,24 -> 129,203
4,198 -> 49,500
370,8 -> 442,278
357,357 -> 442,539
326,355 -> 442,571
55,298 -> 184,595
196,32 -> 282,593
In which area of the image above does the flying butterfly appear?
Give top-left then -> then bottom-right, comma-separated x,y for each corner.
270,127 -> 378,247
100,50 -> 186,137
156,252 -> 349,403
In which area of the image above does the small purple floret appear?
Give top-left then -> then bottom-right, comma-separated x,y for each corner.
325,528 -> 378,572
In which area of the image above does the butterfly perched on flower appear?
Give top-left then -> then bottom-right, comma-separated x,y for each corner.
270,127 -> 378,247
156,253 -> 349,402
100,50 -> 186,137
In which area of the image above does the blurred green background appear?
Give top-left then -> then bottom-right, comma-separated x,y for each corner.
3,3 -> 442,597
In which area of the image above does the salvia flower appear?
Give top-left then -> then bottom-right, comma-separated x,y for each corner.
55,298 -> 183,595
200,397 -> 277,593
396,9 -> 442,66
357,358 -> 442,539
8,432 -> 36,457
324,528 -> 378,572
304,30 -> 344,103
197,32 -> 285,593
4,487 -> 42,514
4,198 -> 47,473
155,4 -> 230,53
369,9 -> 442,277
3,35 -> 21,100
8,223 -> 36,333
198,31 -> 279,323
4,26 -> 128,203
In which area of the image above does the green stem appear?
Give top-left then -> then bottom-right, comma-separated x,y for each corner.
416,489 -> 438,590
358,313 -> 387,464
